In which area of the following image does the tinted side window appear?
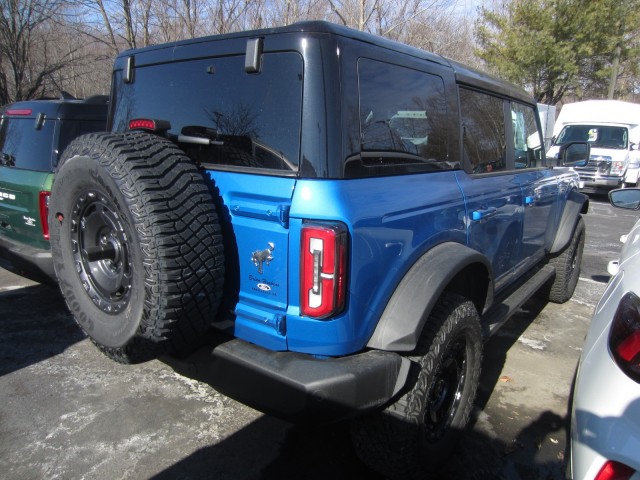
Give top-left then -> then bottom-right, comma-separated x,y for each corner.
111,53 -> 303,173
55,120 -> 107,166
511,102 -> 544,168
0,117 -> 55,171
459,88 -> 506,174
345,58 -> 450,178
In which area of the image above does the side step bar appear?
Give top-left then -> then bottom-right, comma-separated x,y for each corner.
481,264 -> 555,338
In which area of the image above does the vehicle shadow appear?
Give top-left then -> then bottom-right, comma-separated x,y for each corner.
441,295 -> 571,479
0,283 -> 83,377
155,296 -> 570,480
150,403 -> 569,480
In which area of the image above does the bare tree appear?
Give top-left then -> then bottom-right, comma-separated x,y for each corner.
322,0 -> 463,39
0,0 -> 81,104
0,0 -> 482,106
78,0 -> 153,53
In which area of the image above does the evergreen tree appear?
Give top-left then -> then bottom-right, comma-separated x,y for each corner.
475,0 -> 640,104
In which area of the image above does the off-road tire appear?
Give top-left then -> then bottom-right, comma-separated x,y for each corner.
49,131 -> 224,363
546,216 -> 585,304
351,293 -> 483,479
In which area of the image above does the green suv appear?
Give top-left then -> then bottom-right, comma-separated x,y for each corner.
0,96 -> 108,282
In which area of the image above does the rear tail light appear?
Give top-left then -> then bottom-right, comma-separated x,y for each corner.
39,191 -> 50,240
301,222 -> 348,318
609,292 -> 640,383
595,460 -> 635,480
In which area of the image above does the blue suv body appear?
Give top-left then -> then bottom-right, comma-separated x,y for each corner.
49,22 -> 588,478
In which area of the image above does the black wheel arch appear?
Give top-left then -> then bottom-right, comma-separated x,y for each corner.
549,189 -> 589,255
366,242 -> 492,352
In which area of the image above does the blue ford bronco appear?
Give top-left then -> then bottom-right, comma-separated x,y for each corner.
48,22 -> 589,478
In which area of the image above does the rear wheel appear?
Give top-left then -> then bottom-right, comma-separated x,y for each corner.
351,293 -> 482,479
49,132 -> 225,363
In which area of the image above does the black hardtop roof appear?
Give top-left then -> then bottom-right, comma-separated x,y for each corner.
2,95 -> 108,120
117,20 -> 533,105
118,20 -> 447,64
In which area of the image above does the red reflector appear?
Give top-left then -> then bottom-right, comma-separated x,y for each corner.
39,191 -> 50,240
595,460 -> 635,480
301,222 -> 348,319
6,109 -> 32,116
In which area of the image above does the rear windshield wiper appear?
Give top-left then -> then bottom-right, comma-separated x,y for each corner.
177,125 -> 224,146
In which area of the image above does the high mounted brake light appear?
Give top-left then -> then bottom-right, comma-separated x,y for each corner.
128,118 -> 171,132
6,109 -> 32,116
301,222 -> 348,319
609,292 -> 640,383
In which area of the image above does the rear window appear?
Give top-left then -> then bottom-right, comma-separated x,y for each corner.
0,117 -> 55,172
111,52 -> 303,173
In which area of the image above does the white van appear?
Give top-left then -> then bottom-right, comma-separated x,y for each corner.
547,100 -> 640,191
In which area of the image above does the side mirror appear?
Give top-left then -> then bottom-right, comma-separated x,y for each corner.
559,142 -> 590,167
609,188 -> 640,210
630,142 -> 638,151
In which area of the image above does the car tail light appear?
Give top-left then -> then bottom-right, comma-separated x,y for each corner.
609,292 -> 640,383
301,222 -> 348,318
128,118 -> 171,132
39,191 -> 50,240
594,460 -> 635,480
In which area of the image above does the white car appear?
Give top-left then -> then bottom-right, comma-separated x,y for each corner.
570,188 -> 640,480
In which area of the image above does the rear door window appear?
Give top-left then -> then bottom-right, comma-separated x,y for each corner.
0,117 -> 55,172
55,120 -> 108,167
459,88 -> 506,174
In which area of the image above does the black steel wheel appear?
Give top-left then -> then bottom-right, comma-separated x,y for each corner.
423,336 -> 468,444
70,190 -> 133,315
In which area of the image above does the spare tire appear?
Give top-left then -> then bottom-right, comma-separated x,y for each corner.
49,131 -> 224,363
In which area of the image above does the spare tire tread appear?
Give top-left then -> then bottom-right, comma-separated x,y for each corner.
51,131 -> 224,363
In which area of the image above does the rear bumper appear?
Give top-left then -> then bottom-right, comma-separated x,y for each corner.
0,234 -> 55,282
162,333 -> 410,424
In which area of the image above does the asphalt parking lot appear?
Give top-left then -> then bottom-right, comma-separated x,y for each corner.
1,194 -> 638,480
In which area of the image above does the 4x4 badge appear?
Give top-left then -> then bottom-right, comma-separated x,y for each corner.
252,242 -> 275,274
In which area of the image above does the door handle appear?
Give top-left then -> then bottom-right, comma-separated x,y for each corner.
471,207 -> 498,221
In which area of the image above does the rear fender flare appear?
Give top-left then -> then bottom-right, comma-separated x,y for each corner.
366,242 -> 491,352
